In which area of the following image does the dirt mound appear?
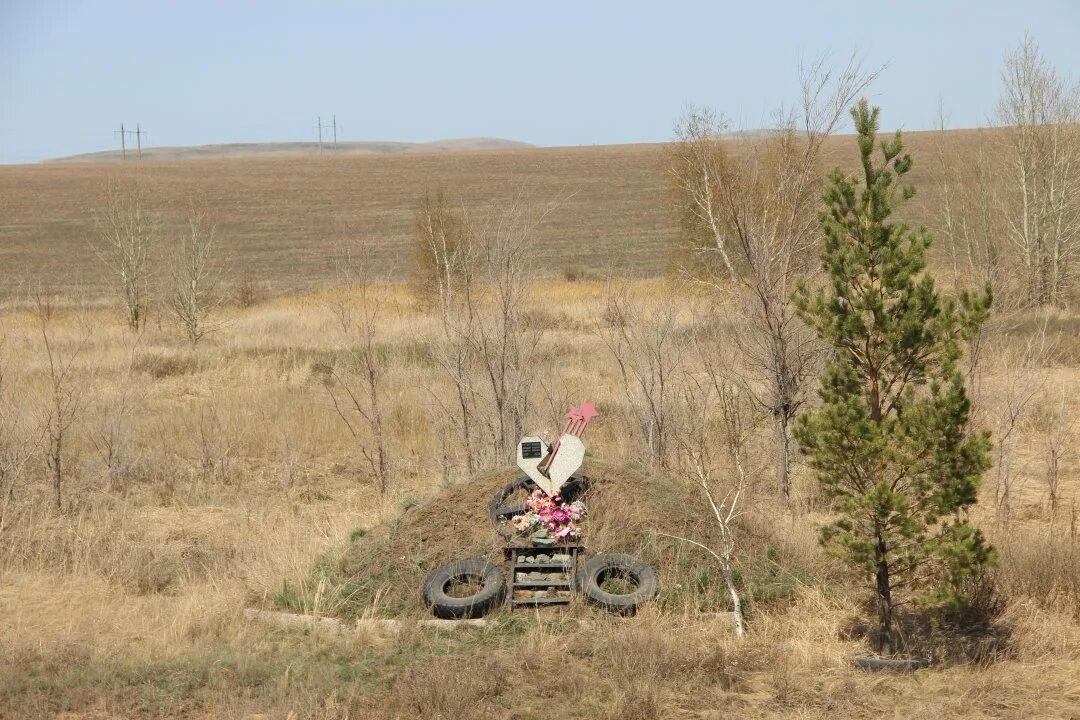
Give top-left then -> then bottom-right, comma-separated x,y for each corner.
316,460 -> 819,618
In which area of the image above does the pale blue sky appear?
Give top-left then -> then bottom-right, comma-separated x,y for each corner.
1,1 -> 1078,163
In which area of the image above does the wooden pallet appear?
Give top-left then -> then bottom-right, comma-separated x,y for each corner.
506,545 -> 581,607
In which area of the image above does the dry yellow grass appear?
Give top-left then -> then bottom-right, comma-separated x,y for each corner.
0,128 -> 1005,302
1,276 -> 1079,718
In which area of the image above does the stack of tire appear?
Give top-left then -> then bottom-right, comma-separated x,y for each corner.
422,475 -> 658,619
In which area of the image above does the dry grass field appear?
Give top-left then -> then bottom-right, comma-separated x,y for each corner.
3,130 -> 1080,719
1,276 -> 1079,719
0,129 -> 991,301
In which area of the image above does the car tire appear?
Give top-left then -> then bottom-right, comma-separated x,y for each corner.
575,553 -> 658,615
422,558 -> 506,619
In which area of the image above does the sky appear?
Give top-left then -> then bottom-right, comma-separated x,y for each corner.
1,1 -> 1078,164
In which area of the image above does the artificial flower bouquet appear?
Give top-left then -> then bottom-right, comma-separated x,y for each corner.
511,489 -> 587,543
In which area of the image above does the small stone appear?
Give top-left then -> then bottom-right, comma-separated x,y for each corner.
534,590 -> 549,599
536,554 -> 551,562
551,553 -> 571,563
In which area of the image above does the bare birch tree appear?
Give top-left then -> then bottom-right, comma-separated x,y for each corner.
425,224 -> 482,475
933,105 -> 1007,300
997,34 -> 1080,307
662,370 -> 762,637
412,191 -> 471,306
470,193 -> 550,461
423,189 -> 556,473
96,181 -> 159,331
667,56 -> 877,497
166,208 -> 223,345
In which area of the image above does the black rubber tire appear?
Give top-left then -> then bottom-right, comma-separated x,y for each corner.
422,558 -> 506,619
575,553 -> 658,615
488,474 -> 588,539
853,656 -> 930,672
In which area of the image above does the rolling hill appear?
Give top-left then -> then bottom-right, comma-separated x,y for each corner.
0,128 -> 998,301
49,137 -> 534,162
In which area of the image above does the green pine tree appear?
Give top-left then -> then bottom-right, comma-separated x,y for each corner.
794,100 -> 994,655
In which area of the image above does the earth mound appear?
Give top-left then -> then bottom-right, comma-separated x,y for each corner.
311,461 -> 813,618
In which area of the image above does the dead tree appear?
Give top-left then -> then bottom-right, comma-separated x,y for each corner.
96,180 -> 159,331
667,56 -> 877,497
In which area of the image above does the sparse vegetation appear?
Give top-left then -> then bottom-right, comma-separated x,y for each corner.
0,274 -> 1078,717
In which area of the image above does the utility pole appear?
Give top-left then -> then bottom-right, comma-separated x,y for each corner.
134,123 -> 146,159
332,115 -> 338,151
115,124 -> 148,160
317,116 -> 323,155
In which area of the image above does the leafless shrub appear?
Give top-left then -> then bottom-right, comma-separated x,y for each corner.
1040,383 -> 1074,516
598,281 -> 686,469
34,292 -> 92,510
90,337 -> 143,490
0,331 -> 41,536
166,207 -> 223,345
324,241 -> 390,494
233,273 -> 260,308
994,321 -> 1049,520
469,193 -> 549,461
96,180 -> 159,330
273,418 -> 311,494
191,402 -> 245,484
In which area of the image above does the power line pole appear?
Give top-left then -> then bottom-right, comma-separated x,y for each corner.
134,123 -> 146,159
115,124 -> 148,160
332,115 -> 338,151
317,116 -> 323,155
